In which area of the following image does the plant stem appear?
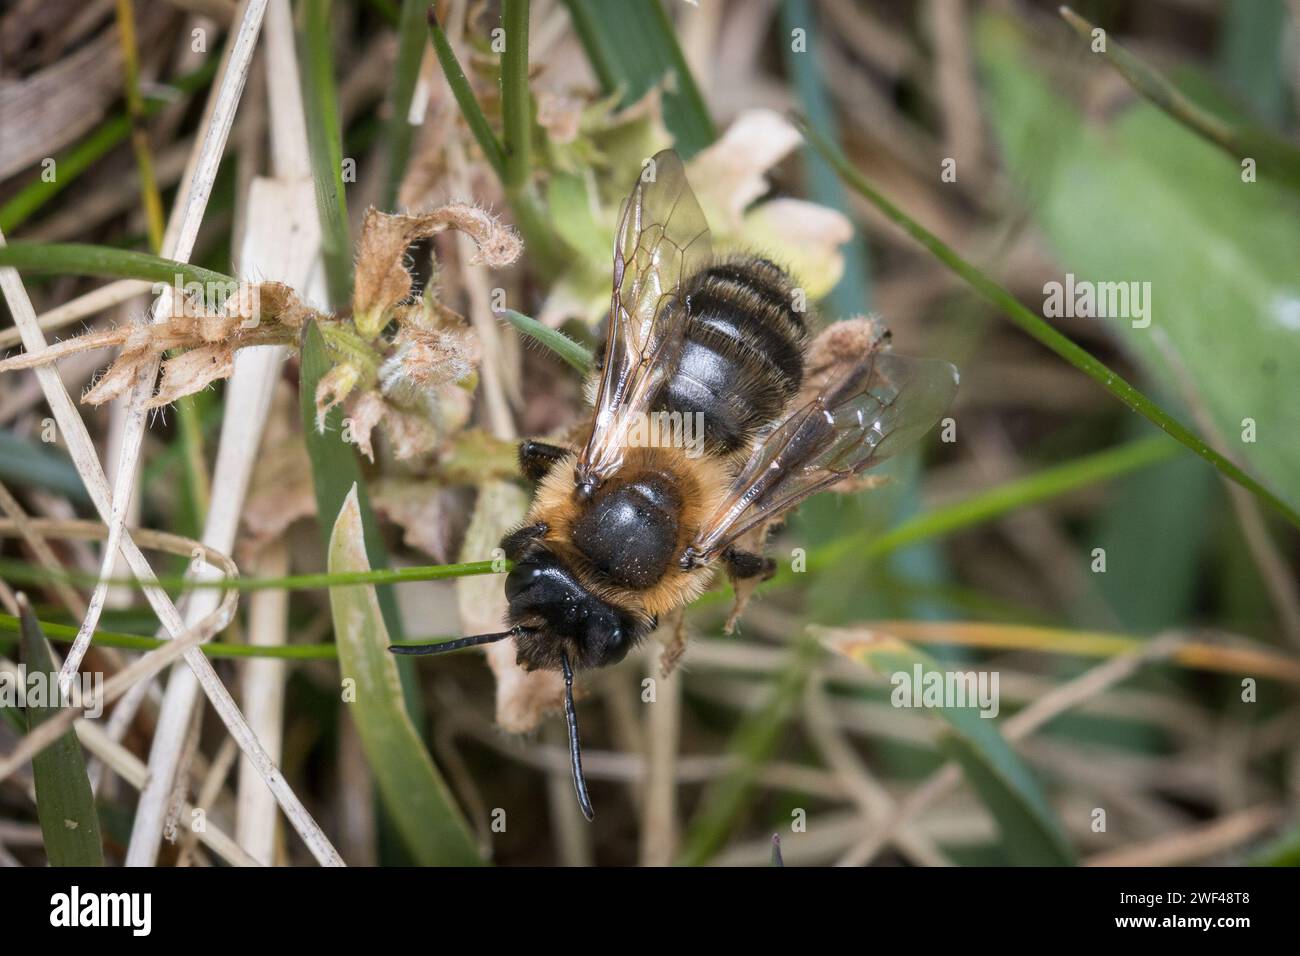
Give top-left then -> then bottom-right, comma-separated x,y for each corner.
500,0 -> 532,191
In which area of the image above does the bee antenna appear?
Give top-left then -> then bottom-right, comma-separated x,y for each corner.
560,648 -> 595,822
389,626 -> 523,656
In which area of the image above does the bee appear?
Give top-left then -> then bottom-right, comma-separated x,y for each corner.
392,150 -> 959,820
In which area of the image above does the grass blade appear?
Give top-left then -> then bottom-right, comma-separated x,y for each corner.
0,242 -> 233,288
327,486 -> 484,865
17,595 -> 104,867
427,2 -> 506,177
502,308 -> 592,372
799,119 -> 1300,531
823,630 -> 1075,866
804,436 -> 1177,577
0,555 -> 502,594
1059,7 -> 1300,196
500,0 -> 532,190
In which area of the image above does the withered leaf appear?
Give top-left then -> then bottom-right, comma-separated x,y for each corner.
352,205 -> 522,337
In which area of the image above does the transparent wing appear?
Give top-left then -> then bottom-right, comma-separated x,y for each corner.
576,150 -> 711,489
690,349 -> 959,560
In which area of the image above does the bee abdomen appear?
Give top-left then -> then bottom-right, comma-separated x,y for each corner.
657,257 -> 809,455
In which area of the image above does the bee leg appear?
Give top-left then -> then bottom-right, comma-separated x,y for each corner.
722,547 -> 776,582
500,522 -> 549,559
518,440 -> 571,481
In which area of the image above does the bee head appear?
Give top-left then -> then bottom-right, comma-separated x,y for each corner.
504,547 -> 648,670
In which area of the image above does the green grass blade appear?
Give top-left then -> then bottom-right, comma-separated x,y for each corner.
0,242 -> 233,287
803,437 -> 1177,578
327,487 -> 484,865
500,0 -> 532,190
427,2 -> 506,177
300,0 -> 353,310
560,0 -> 714,157
502,309 -> 592,372
825,632 -> 1075,866
0,555 -> 502,594
0,613 -> 339,660
1060,7 -> 1300,196
799,119 -> 1300,531
17,596 -> 104,867
381,0 -> 431,211
676,633 -> 821,866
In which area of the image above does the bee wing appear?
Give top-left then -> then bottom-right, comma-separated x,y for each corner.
576,150 -> 711,486
689,348 -> 959,561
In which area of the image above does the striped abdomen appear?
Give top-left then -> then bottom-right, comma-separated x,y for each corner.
655,257 -> 809,455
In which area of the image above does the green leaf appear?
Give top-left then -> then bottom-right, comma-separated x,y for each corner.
0,242 -> 233,288
980,13 -> 1300,515
824,631 -> 1075,866
502,309 -> 593,372
560,0 -> 715,158
18,597 -> 104,867
327,487 -> 484,866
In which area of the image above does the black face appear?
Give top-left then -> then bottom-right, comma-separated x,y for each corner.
505,548 -> 650,671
